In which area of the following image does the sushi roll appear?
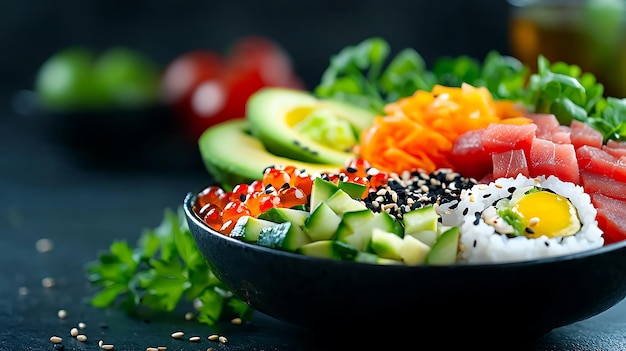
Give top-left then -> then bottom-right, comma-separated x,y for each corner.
452,174 -> 604,264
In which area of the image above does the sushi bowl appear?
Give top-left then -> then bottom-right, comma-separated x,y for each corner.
183,190 -> 626,347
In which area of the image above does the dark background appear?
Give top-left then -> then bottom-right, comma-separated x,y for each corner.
0,0 -> 511,100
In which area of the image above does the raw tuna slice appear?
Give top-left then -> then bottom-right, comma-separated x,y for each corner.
528,138 -> 580,184
545,130 -> 571,144
602,144 -> 626,159
491,149 -> 529,179
449,128 -> 492,180
570,120 -> 603,149
580,170 -> 626,201
527,113 -> 561,138
607,140 -> 626,149
481,123 -> 537,154
576,145 -> 626,182
590,192 -> 626,245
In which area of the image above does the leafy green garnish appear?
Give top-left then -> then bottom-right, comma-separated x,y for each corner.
315,37 -> 434,114
85,207 -> 253,325
314,37 -> 527,115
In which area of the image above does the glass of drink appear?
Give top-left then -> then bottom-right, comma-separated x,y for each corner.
508,0 -> 626,97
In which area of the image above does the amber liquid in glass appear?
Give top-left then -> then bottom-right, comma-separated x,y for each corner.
509,3 -> 626,97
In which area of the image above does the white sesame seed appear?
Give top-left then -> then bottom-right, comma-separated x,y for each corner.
77,334 -> 87,342
70,327 -> 78,337
171,331 -> 184,339
184,312 -> 194,320
50,336 -> 62,344
231,317 -> 242,325
35,238 -> 54,253
189,336 -> 201,342
157,347 -> 167,351
146,348 -> 158,351
57,309 -> 67,319
78,322 -> 87,329
99,340 -> 104,348
18,287 -> 29,296
42,277 -> 55,288
208,334 -> 219,341
101,344 -> 115,350
207,348 -> 214,351
218,336 -> 227,344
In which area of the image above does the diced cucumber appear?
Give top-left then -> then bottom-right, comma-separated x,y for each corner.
258,207 -> 309,227
304,201 -> 341,241
230,216 -> 277,243
354,251 -> 401,265
324,189 -> 368,216
402,205 -> 438,235
406,230 -> 438,247
339,211 -> 402,251
425,226 -> 460,265
370,228 -> 404,260
310,177 -> 339,211
257,221 -> 312,251
400,235 -> 431,266
296,240 -> 359,260
338,180 -> 367,199
333,209 -> 375,241
354,251 -> 380,264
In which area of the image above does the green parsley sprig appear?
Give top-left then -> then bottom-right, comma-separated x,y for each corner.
84,207 -> 253,326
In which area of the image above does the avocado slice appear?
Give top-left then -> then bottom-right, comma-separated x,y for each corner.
246,87 -> 377,164
198,119 -> 342,190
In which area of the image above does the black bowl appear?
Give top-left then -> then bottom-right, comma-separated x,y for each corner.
183,191 -> 626,347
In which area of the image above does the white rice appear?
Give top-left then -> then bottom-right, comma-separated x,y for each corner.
442,174 -> 604,264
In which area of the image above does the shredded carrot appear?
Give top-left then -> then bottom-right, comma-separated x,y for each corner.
359,83 -> 531,173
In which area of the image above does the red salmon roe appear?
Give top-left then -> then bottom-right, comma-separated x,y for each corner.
196,185 -> 226,209
194,159 -> 393,235
222,200 -> 251,223
246,192 -> 281,216
263,167 -> 292,190
278,187 -> 307,208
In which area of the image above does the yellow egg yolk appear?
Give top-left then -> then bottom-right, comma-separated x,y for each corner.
510,190 -> 581,239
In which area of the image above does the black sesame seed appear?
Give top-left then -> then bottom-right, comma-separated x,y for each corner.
473,239 -> 477,247
473,212 -> 481,225
346,167 -> 358,173
525,227 -> 535,234
545,241 -> 550,247
239,193 -> 246,202
507,186 -> 516,193
462,207 -> 469,216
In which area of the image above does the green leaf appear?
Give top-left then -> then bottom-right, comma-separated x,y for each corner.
90,284 -> 128,307
84,205 -> 254,326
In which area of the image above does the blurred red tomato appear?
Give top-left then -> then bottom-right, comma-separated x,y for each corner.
162,36 -> 305,140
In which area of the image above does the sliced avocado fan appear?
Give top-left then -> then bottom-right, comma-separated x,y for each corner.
246,87 -> 377,165
198,119 -> 343,190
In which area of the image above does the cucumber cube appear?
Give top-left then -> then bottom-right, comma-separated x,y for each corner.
402,205 -> 438,235
257,221 -> 311,252
304,201 -> 341,241
258,207 -> 309,227
400,235 -> 431,266
425,226 -> 460,265
324,189 -> 367,216
230,216 -> 277,243
310,177 -> 340,211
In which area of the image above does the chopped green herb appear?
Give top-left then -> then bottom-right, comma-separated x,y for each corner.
84,207 -> 253,326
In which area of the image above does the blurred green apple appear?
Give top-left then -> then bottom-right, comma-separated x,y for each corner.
94,47 -> 161,110
35,47 -> 105,112
34,46 -> 161,112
